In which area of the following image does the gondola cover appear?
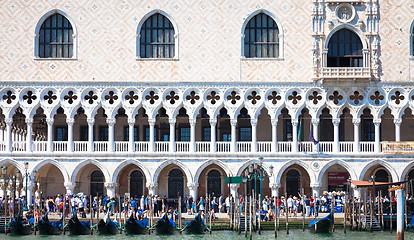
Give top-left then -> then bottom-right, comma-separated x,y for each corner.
68,214 -> 91,235
125,215 -> 148,234
154,213 -> 175,235
38,213 -> 62,235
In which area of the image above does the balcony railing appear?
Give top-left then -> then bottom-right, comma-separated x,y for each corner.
3,140 -> 414,154
321,67 -> 371,79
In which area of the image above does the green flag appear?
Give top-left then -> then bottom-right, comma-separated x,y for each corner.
297,119 -> 302,143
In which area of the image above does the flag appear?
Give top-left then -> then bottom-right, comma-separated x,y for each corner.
297,119 -> 302,143
309,121 -> 319,145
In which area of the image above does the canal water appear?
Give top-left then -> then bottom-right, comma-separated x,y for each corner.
1,230 -> 413,240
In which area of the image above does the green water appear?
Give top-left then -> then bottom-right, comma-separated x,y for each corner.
1,230 -> 413,240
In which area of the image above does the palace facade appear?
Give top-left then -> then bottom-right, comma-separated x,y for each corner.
0,0 -> 414,202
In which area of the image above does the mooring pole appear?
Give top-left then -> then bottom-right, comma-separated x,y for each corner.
370,193 -> 373,232
90,195 -> 93,235
302,189 -> 305,231
390,191 -> 393,233
258,193 -> 261,235
285,194 -> 289,234
249,195 -> 252,240
178,196 -> 182,232
274,196 -> 277,238
344,194 -> 347,233
396,188 -> 404,240
245,195 -> 248,238
332,194 -> 335,232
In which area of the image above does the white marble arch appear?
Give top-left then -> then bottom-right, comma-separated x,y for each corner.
111,159 -> 152,187
152,159 -> 193,185
70,159 -> 111,185
32,158 -> 70,184
316,159 -> 358,185
194,159 -> 233,184
358,159 -> 399,182
275,159 -> 316,187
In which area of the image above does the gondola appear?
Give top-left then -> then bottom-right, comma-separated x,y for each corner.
9,214 -> 32,235
309,211 -> 334,233
38,213 -> 63,235
67,214 -> 91,235
124,215 -> 148,234
406,217 -> 414,231
97,212 -> 119,235
181,213 -> 209,234
154,213 -> 175,235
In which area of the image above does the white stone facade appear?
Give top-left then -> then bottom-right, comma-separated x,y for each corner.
0,0 -> 414,202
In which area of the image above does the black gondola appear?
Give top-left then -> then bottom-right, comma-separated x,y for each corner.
309,212 -> 334,233
38,213 -> 63,235
154,213 -> 175,235
125,215 -> 148,234
182,213 -> 209,234
68,214 -> 91,235
9,214 -> 32,235
97,212 -> 119,235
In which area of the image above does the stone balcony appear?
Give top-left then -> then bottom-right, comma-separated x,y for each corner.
320,67 -> 371,80
1,140 -> 409,155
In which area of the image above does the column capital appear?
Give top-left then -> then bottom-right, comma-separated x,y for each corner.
148,119 -> 156,126
87,118 -> 95,125
332,118 -> 340,126
269,183 -> 279,189
292,119 -> 299,126
230,119 -> 237,126
66,118 -> 75,125
46,118 -> 54,125
106,118 -> 116,126
146,182 -> 158,188
64,182 -> 75,191
25,118 -> 34,124
229,184 -> 239,190
104,182 -> 117,189
271,118 -> 278,126
310,183 -> 320,188
352,118 -> 361,125
187,182 -> 199,190
209,119 -> 217,126
311,118 -> 320,125
189,118 -> 196,126
250,119 -> 258,126
127,118 -> 136,125
168,118 -> 176,125
394,118 -> 402,125
373,118 -> 381,125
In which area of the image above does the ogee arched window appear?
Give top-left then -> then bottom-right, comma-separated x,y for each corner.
327,29 -> 363,67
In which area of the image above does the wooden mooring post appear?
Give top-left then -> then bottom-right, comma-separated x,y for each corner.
245,195 -> 247,238
285,194 -> 289,234
274,196 -> 277,238
390,191 -> 393,233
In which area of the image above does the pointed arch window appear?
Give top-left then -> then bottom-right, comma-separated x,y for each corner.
327,29 -> 363,67
243,13 -> 279,58
139,13 -> 175,59
38,13 -> 73,58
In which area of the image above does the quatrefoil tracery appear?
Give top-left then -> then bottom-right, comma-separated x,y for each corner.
370,91 -> 384,105
64,91 -> 78,104
288,91 -> 301,105
125,91 -> 138,105
3,90 -> 16,104
349,91 -> 363,105
84,91 -> 98,104
267,91 -> 281,105
43,91 -> 57,104
308,91 -> 322,105
227,91 -> 240,105
145,91 -> 159,105
391,91 -> 404,105
104,91 -> 119,105
206,91 -> 220,105
186,91 -> 200,105
247,91 -> 261,105
328,91 -> 343,105
22,91 -> 37,104
166,91 -> 179,105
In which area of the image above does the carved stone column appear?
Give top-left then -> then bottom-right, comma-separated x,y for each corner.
66,118 -> 74,152
106,118 -> 116,152
105,182 -> 117,197
87,118 -> 95,152
394,118 -> 402,142
25,118 -> 33,152
209,119 -> 217,152
352,118 -> 360,152
46,118 -> 54,152
128,118 -> 135,152
187,183 -> 199,200
230,119 -> 237,153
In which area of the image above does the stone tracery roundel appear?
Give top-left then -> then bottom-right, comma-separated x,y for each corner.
43,90 -> 57,105
267,90 -> 281,105
144,90 -> 159,105
226,90 -> 241,105
22,90 -> 37,105
206,90 -> 220,105
165,90 -> 179,105
308,91 -> 322,105
247,90 -> 261,105
83,90 -> 98,105
390,90 -> 405,105
328,90 -> 344,105
125,90 -> 139,105
63,90 -> 78,105
369,90 -> 385,106
2,90 -> 16,104
104,90 -> 119,105
349,90 -> 364,105
185,90 -> 200,105
287,90 -> 302,105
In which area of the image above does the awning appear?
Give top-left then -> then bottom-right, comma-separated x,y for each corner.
350,180 -> 408,188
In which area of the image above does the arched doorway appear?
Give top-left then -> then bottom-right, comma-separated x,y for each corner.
407,169 -> 414,196
90,170 -> 104,197
130,170 -> 144,198
374,169 -> 390,196
168,169 -> 184,199
207,170 -> 221,197
286,169 -> 300,197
